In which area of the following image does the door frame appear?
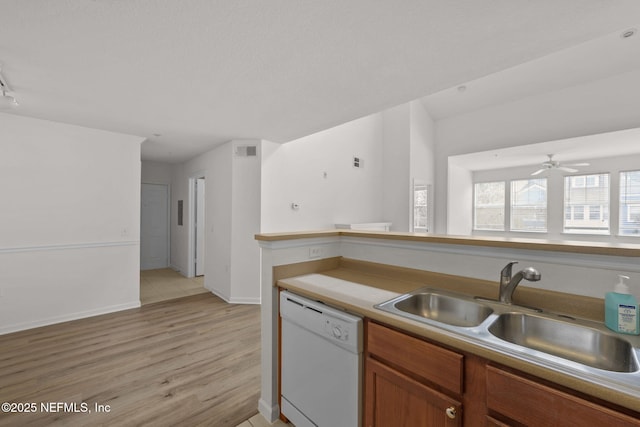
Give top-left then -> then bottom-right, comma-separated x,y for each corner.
187,172 -> 206,278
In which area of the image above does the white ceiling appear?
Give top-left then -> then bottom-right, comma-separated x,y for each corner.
449,127 -> 640,172
421,27 -> 640,120
1,1 -> 640,163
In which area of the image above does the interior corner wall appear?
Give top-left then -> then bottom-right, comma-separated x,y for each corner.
260,114 -> 385,232
434,68 -> 640,235
0,113 -> 143,334
382,104 -> 411,232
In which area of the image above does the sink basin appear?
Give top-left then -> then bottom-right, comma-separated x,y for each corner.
488,313 -> 639,373
388,291 -> 494,327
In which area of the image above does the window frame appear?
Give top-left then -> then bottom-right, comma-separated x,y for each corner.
509,177 -> 548,233
563,172 -> 610,235
619,170 -> 640,237
473,181 -> 506,231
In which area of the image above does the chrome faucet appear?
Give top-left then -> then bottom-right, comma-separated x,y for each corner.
499,261 -> 541,304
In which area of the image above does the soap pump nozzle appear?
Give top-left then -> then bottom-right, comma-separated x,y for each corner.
614,275 -> 631,294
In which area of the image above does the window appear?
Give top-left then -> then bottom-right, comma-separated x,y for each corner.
413,182 -> 429,232
620,170 -> 640,236
474,182 -> 505,230
510,178 -> 547,232
564,173 -> 609,234
571,176 -> 586,188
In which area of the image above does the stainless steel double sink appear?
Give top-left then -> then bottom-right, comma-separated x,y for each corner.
375,288 -> 640,391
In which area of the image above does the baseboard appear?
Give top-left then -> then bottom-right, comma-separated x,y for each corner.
228,296 -> 261,304
169,263 -> 184,274
205,286 -> 231,303
205,286 -> 260,305
0,300 -> 141,335
258,398 -> 280,423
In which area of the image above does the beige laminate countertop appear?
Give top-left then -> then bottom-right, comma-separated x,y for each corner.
277,272 -> 640,414
257,229 -> 640,257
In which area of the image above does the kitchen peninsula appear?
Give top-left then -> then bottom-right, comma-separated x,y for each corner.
255,230 -> 640,424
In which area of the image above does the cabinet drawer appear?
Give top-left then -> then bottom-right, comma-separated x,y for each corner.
486,366 -> 640,426
367,321 -> 463,395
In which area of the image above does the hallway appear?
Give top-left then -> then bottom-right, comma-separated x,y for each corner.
140,268 -> 208,305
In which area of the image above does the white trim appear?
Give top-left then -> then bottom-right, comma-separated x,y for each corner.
206,286 -> 230,303
187,172 -> 206,278
206,286 -> 261,305
0,241 -> 139,254
258,399 -> 280,423
0,300 -> 141,335
228,296 -> 261,304
169,263 -> 184,274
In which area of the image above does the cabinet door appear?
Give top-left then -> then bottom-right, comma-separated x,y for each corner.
365,357 -> 461,427
486,366 -> 640,426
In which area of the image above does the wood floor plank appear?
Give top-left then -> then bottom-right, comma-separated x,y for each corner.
0,293 -> 260,427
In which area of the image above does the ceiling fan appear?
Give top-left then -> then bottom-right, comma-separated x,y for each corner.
531,154 -> 589,176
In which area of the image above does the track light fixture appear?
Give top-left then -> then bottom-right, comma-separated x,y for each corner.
0,67 -> 19,108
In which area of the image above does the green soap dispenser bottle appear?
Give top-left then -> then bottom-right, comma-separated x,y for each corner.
605,275 -> 639,335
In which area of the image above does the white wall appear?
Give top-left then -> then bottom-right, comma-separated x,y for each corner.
409,100 -> 436,231
231,140 -> 262,303
435,69 -> 640,234
382,104 -> 411,231
0,113 -> 144,334
261,113 -> 385,232
141,160 -> 173,185
447,162 -> 473,236
170,139 -> 261,303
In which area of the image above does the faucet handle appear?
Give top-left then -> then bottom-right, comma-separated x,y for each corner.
501,261 -> 518,278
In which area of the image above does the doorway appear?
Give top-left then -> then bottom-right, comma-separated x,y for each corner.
140,183 -> 169,270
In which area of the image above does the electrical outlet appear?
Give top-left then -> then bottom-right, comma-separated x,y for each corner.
309,247 -> 324,259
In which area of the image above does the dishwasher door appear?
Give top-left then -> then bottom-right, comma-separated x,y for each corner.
280,291 -> 362,427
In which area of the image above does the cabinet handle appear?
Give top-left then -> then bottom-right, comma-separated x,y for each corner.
445,406 -> 457,419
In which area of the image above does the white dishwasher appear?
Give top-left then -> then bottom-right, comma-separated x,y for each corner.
280,290 -> 363,427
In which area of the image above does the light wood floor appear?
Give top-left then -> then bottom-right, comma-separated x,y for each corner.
0,293 -> 261,427
140,268 -> 209,305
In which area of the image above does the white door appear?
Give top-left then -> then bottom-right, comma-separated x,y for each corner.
141,183 -> 169,270
195,178 -> 205,276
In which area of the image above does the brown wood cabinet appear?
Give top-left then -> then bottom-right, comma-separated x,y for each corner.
364,320 -> 640,427
365,357 -> 461,427
365,321 -> 464,426
486,365 -> 640,426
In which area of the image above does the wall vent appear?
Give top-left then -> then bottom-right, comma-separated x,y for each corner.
236,145 -> 257,157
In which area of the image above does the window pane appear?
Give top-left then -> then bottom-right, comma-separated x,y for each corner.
564,173 -> 609,234
413,183 -> 429,232
474,182 -> 505,230
620,171 -> 640,236
510,178 -> 547,232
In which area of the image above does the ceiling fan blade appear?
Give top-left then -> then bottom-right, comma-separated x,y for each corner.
531,168 -> 545,176
564,162 -> 590,167
558,166 -> 578,173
